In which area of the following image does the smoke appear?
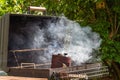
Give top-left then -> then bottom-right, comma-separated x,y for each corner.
45,16 -> 102,65
9,16 -> 101,66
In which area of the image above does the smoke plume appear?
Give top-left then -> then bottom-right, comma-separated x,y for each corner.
9,16 -> 101,66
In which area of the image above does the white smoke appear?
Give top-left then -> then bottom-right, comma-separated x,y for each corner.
32,16 -> 102,65
9,16 -> 101,66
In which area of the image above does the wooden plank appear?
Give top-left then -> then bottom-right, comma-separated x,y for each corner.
0,76 -> 48,80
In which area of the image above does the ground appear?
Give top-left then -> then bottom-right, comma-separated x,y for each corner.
0,76 -> 48,80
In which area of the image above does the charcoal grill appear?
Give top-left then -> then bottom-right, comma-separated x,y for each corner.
0,14 -> 109,79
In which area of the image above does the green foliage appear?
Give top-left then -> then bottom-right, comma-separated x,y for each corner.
0,0 -> 44,15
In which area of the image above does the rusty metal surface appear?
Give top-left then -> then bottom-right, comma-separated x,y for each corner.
51,54 -> 71,68
0,14 -> 57,70
50,63 -> 102,74
7,63 -> 103,79
50,65 -> 109,80
8,68 -> 50,78
9,48 -> 47,53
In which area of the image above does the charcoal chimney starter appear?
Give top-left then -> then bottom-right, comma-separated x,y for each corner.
51,54 -> 71,68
